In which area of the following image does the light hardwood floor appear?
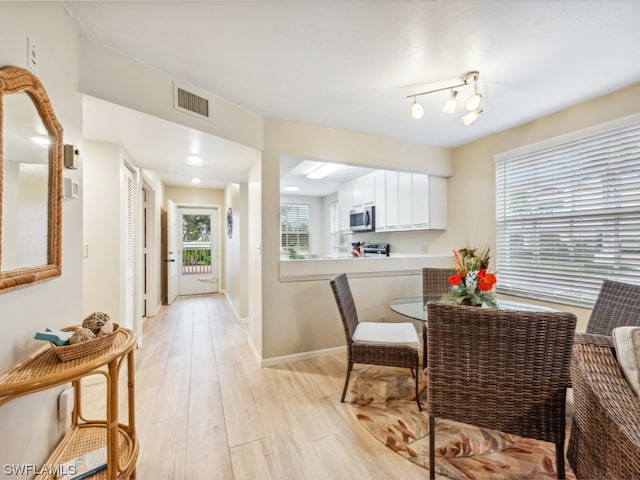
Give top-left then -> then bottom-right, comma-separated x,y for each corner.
81,293 -> 432,479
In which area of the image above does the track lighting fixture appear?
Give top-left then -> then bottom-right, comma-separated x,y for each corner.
407,70 -> 483,125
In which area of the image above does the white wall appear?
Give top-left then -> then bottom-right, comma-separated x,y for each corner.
0,1 -> 83,469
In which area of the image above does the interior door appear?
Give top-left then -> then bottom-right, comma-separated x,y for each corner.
123,166 -> 135,330
178,207 -> 219,295
167,200 -> 178,304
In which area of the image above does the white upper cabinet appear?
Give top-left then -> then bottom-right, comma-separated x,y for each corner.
398,172 -> 413,229
338,181 -> 353,232
337,169 -> 447,232
411,174 -> 447,230
351,172 -> 375,207
385,171 -> 399,230
373,170 -> 387,231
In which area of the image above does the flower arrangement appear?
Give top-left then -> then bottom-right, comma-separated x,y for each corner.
441,246 -> 498,308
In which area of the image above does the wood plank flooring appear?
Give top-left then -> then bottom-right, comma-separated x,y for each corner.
80,293 -> 439,479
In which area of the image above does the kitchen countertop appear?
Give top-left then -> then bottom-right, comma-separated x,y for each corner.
279,253 -> 453,282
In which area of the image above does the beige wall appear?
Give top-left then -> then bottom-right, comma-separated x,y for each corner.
428,82 -> 640,333
83,141 -> 125,322
260,118 -> 453,359
224,183 -> 250,319
0,2 -> 84,469
79,38 -> 263,152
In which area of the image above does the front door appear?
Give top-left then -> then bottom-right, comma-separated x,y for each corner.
178,207 -> 219,295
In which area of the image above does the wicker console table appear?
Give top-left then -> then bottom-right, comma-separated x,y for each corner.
0,328 -> 138,479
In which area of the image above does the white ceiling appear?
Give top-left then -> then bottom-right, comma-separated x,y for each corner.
65,0 -> 640,191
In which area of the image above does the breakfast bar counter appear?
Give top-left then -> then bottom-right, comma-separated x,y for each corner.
279,254 -> 453,282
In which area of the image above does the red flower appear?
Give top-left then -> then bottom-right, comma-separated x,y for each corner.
477,270 -> 497,291
448,272 -> 463,286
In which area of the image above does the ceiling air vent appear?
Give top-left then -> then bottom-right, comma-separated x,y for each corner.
173,82 -> 212,121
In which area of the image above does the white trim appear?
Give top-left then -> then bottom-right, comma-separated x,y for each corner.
220,289 -> 249,324
280,269 -> 422,283
495,112 -> 640,162
259,346 -> 346,368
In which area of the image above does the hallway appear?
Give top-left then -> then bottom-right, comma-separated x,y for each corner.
81,294 -> 427,479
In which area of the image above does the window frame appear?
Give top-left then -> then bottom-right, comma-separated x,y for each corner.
280,202 -> 311,257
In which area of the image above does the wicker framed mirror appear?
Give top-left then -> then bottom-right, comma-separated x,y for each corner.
0,66 -> 63,292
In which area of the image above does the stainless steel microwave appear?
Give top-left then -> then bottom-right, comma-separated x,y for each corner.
350,206 -> 375,232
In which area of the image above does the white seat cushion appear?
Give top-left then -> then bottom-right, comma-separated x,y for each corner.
352,322 -> 419,348
613,326 -> 640,396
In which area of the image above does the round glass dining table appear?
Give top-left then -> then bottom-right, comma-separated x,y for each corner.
388,296 -> 560,367
388,296 -> 559,322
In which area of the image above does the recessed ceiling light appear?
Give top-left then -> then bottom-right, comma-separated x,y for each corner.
186,156 -> 204,167
284,185 -> 300,192
191,177 -> 201,184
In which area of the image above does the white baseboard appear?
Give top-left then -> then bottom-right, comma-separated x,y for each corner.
259,345 -> 346,367
223,290 -> 242,322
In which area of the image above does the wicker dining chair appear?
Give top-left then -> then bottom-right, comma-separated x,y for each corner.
330,273 -> 422,410
585,279 -> 640,337
426,302 -> 577,480
567,334 -> 640,479
422,267 -> 456,367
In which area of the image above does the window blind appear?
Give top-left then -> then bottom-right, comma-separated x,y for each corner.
495,114 -> 640,306
280,203 -> 310,254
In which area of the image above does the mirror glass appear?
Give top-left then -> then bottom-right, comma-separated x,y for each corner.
2,92 -> 50,270
0,66 -> 63,292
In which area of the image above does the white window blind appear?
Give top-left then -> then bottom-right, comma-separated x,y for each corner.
280,203 -> 310,255
495,114 -> 640,306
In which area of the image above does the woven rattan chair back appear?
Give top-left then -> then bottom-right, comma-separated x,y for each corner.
330,273 -> 421,410
586,279 -> 640,337
422,267 -> 456,297
330,272 -> 359,345
421,268 -> 456,367
426,302 -> 577,480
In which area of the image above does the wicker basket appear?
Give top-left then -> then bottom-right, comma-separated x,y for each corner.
50,324 -> 120,362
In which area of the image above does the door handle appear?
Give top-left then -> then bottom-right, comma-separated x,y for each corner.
164,259 -> 175,263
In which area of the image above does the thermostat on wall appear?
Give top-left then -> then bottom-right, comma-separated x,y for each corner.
64,144 -> 80,169
63,176 -> 79,200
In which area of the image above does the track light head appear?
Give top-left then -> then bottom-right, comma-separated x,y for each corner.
465,93 -> 482,111
411,97 -> 424,119
462,109 -> 483,126
442,90 -> 458,114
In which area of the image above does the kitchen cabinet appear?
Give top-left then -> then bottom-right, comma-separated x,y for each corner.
338,181 -> 353,232
351,172 -> 375,207
412,174 -> 447,229
0,328 -> 138,479
385,171 -> 399,230
398,172 -> 413,229
373,170 -> 387,231
337,169 -> 447,233
384,172 -> 447,231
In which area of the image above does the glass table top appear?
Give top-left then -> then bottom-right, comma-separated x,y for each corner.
388,296 -> 560,322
